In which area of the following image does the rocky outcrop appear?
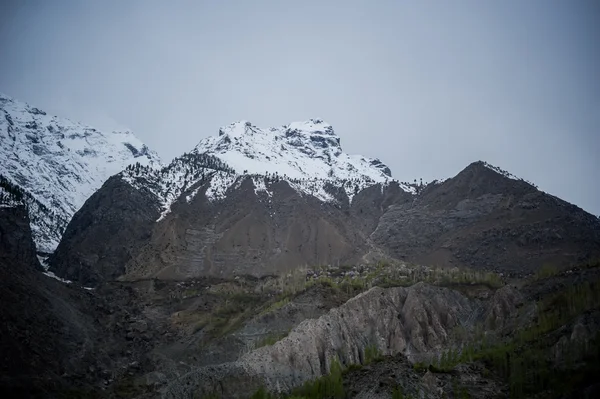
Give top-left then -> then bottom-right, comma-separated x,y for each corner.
240,284 -> 477,389
342,355 -> 507,399
484,285 -> 524,329
162,283 -> 482,397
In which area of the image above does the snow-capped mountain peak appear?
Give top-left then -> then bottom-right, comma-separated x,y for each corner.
194,119 -> 392,185
0,92 -> 161,253
120,119 -> 410,223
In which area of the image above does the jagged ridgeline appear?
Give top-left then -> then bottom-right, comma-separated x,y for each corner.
121,146 -> 395,219
123,151 -> 234,188
121,151 -> 235,215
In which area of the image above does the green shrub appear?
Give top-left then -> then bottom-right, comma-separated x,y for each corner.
255,330 -> 290,348
364,344 -> 381,364
533,264 -> 560,280
259,296 -> 291,317
290,358 -> 345,399
250,386 -> 276,399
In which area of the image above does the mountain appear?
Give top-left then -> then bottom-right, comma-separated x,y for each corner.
372,161 -> 600,275
49,120 -> 412,285
3,106 -> 600,398
48,120 -> 600,286
194,119 -> 404,202
0,93 -> 160,253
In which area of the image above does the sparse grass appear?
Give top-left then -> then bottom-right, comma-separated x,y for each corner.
533,263 -> 560,280
412,278 -> 600,398
205,293 -> 264,339
255,330 -> 291,349
303,261 -> 505,293
258,296 -> 291,317
182,288 -> 201,298
391,385 -> 419,399
364,343 -> 381,365
249,386 -> 277,399
288,357 -> 345,399
173,290 -> 270,345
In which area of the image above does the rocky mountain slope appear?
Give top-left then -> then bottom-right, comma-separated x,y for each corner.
0,93 -> 160,253
372,161 -> 600,276
49,142 -> 600,286
49,120 -> 417,285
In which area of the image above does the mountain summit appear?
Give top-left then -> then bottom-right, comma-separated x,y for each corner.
193,119 -> 402,201
0,93 -> 160,253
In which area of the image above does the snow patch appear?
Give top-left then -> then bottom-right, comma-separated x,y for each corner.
37,255 -> 50,271
43,271 -> 72,284
205,172 -> 238,202
252,176 -> 272,198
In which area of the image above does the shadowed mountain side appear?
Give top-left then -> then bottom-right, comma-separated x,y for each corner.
49,176 -> 162,286
0,206 -> 100,396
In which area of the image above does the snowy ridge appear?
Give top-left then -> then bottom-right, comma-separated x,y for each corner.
0,93 -> 161,252
121,119 -> 410,221
193,119 -> 411,202
120,152 -> 236,221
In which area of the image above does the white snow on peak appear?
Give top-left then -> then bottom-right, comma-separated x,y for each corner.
193,119 -> 406,202
120,120 -> 412,220
0,92 -> 161,252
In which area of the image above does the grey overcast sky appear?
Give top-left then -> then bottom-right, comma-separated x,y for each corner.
0,1 -> 599,215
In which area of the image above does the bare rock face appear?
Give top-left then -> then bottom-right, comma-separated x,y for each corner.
484,285 -> 524,330
241,284 -> 476,389
49,176 -> 161,286
125,177 -> 370,280
349,181 -> 413,235
163,283 -> 480,397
